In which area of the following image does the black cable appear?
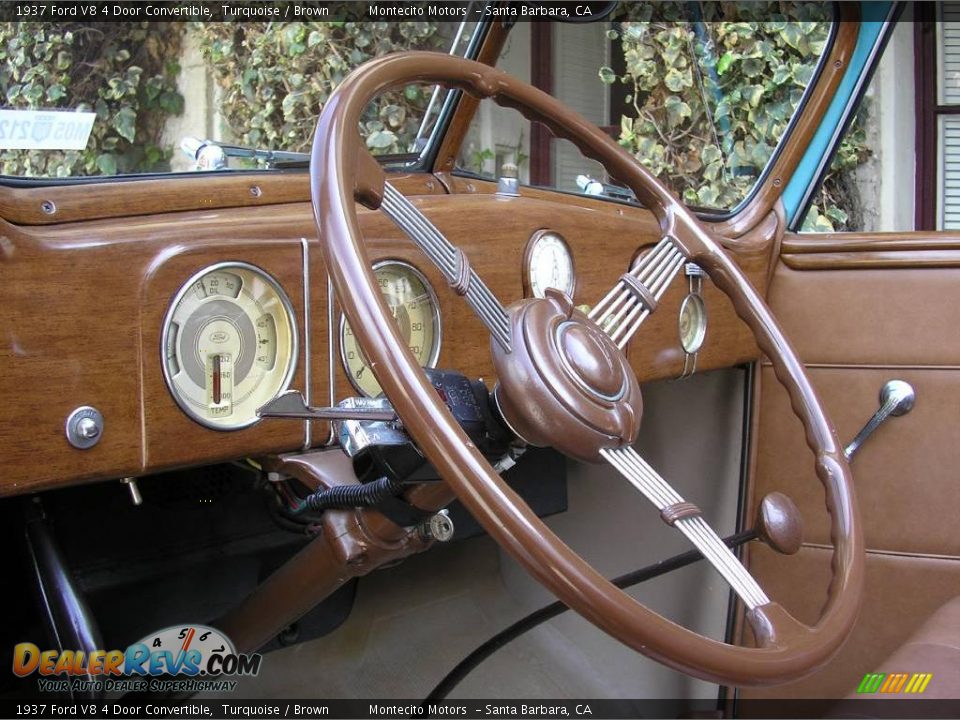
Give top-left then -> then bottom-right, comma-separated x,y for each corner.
424,528 -> 758,702
294,475 -> 405,514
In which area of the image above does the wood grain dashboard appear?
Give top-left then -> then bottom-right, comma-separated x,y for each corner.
0,172 -> 769,496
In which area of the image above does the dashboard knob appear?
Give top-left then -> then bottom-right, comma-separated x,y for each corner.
65,406 -> 104,450
76,417 -> 100,440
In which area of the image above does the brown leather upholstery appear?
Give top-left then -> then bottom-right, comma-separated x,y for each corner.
859,596 -> 960,699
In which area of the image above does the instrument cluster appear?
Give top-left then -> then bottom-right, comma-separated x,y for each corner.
161,259 -> 445,431
161,262 -> 298,430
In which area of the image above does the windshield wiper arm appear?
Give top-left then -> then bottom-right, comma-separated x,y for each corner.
180,136 -> 309,171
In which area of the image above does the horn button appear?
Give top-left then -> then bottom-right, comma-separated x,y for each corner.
492,289 -> 643,462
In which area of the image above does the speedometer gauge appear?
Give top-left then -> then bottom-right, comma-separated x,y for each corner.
161,262 -> 297,430
340,261 -> 441,397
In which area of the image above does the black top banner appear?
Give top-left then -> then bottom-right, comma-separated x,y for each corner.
0,1 -> 617,23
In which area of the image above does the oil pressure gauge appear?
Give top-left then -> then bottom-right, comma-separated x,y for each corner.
161,262 -> 297,430
525,230 -> 575,299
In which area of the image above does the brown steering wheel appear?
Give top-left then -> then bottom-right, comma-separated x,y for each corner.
309,51 -> 864,687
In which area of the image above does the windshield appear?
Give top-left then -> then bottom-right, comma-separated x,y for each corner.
0,18 -> 481,179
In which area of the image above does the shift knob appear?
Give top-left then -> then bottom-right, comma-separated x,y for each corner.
755,492 -> 803,555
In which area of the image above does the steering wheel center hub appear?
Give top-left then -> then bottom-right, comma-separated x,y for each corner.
492,290 -> 642,463
556,320 -> 627,401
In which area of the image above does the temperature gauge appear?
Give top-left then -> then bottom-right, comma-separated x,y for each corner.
161,262 -> 297,430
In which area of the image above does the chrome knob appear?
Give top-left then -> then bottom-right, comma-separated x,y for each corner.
76,417 -> 100,440
880,379 -> 916,417
844,380 -> 916,461
65,406 -> 104,450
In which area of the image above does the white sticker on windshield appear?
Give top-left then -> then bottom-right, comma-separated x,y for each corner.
0,110 -> 96,150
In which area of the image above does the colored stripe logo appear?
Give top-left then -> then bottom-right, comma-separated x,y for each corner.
857,672 -> 933,694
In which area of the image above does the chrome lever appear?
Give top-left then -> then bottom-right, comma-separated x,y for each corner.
257,390 -> 397,422
844,380 -> 916,461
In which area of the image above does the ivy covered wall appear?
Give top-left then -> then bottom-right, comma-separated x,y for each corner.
603,2 -> 868,230
0,22 -> 183,177
190,21 -> 449,156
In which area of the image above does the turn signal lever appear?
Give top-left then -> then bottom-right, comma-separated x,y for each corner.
843,380 -> 916,461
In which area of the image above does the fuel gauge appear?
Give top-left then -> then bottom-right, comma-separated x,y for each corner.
161,262 -> 297,430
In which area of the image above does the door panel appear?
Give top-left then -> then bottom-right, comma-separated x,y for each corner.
741,235 -> 960,699
767,264 -> 960,366
755,365 -> 960,556
746,546 -> 960,700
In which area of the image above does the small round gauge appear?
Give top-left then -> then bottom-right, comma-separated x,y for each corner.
526,230 -> 575,299
340,261 -> 441,397
678,293 -> 707,354
161,262 -> 297,430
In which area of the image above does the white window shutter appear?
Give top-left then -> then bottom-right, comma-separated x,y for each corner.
551,23 -> 609,193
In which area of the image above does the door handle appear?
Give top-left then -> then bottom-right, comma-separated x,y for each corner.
843,380 -> 916,461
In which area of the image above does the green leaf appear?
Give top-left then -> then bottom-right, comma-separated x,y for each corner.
701,144 -> 722,166
365,129 -> 397,150
112,106 -> 136,143
771,64 -> 792,85
96,153 -> 117,176
664,96 -> 691,128
717,52 -> 734,75
793,63 -> 814,86
281,92 -> 300,117
742,57 -> 764,78
825,205 -> 848,225
598,66 -> 617,85
663,67 -> 691,92
697,185 -> 720,207
780,24 -> 803,51
383,104 -> 406,128
45,84 -> 66,102
742,84 -> 764,107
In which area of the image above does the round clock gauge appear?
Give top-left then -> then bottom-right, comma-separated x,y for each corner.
678,293 -> 707,354
525,230 -> 576,299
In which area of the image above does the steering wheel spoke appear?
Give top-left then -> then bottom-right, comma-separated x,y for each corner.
380,181 -> 512,351
588,236 -> 687,348
601,445 -> 770,610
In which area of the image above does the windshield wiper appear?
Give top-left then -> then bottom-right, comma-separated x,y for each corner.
180,136 -> 310,171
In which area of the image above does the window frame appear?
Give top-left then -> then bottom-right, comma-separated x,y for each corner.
913,3 -> 960,231
521,10 -> 840,221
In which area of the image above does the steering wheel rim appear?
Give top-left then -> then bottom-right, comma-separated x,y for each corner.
310,51 -> 864,687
